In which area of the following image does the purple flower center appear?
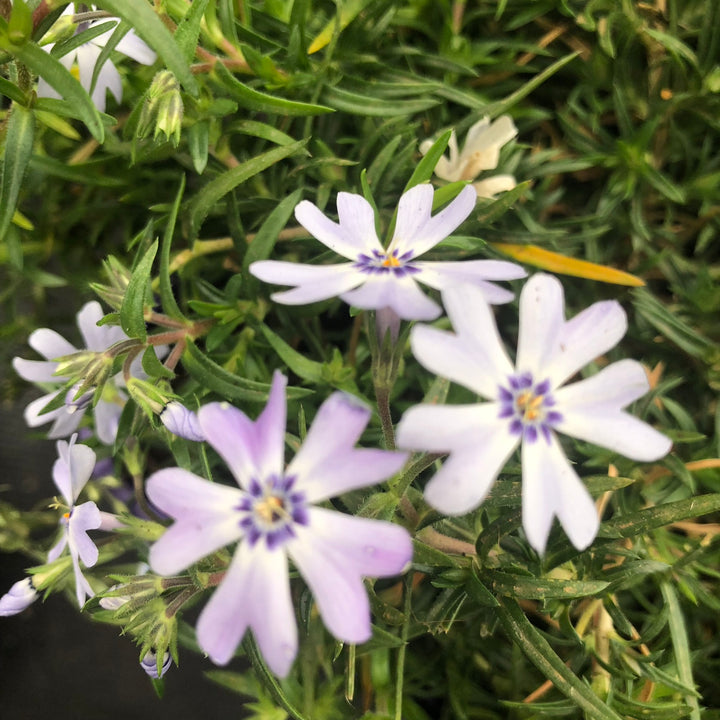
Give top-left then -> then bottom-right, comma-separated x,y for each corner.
498,372 -> 562,444
236,474 -> 309,551
354,248 -> 420,278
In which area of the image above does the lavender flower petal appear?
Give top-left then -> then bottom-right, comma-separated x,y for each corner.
0,578 -> 39,616
340,274 -> 441,320
161,402 -> 205,441
68,501 -> 102,568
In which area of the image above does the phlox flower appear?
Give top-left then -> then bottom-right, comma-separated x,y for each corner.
0,578 -> 39,617
396,274 -> 672,554
147,372 -> 412,677
37,6 -> 156,113
160,401 -> 205,442
420,116 -> 518,198
250,184 -> 525,322
14,301 -> 139,444
48,435 -> 102,608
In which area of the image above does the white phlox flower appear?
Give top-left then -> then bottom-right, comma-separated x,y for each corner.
396,274 -> 672,554
250,184 -> 525,322
47,435 -> 101,608
420,115 -> 518,198
37,5 -> 156,113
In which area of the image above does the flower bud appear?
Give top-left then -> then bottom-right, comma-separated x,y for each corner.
160,402 -> 205,442
0,578 -> 39,616
140,650 -> 172,679
138,71 -> 184,146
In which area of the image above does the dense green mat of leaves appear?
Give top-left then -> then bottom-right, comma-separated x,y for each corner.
1,1 -> 719,718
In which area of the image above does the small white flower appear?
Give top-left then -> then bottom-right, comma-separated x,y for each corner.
250,184 -> 525,322
420,116 -> 518,198
37,7 -> 156,113
396,274 -> 672,554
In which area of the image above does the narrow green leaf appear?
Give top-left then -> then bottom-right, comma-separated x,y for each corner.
189,139 -> 308,236
259,324 -> 324,383
94,0 -> 198,95
496,598 -> 625,720
475,181 -> 532,224
6,41 -> 104,141
141,346 -> 174,379
243,188 -> 303,278
481,52 -> 579,118
403,130 -> 451,192
307,0 -> 374,54
159,176 -> 186,319
0,102 -> 34,241
120,241 -> 158,341
174,0 -> 211,62
181,341 -> 313,403
600,494 -> 720,539
187,121 -> 209,174
230,119 -> 295,146
322,85 -> 439,116
486,570 -> 609,600
0,76 -> 27,104
660,582 -> 701,720
213,61 -> 333,116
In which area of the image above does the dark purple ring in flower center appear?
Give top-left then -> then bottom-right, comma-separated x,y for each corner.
354,248 -> 421,278
236,474 -> 309,550
498,372 -> 563,444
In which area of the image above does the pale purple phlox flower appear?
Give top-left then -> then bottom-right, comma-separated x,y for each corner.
147,372 -> 412,677
160,401 -> 205,442
250,184 -> 525,323
0,578 -> 39,617
396,274 -> 672,554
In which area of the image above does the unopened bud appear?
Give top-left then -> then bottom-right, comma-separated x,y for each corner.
160,402 -> 204,441
140,650 -> 172,679
0,578 -> 39,616
138,71 -> 184,146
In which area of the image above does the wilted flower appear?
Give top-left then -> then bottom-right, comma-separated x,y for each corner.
0,578 -> 39,616
14,301 -> 146,444
396,274 -> 672,554
147,372 -> 412,676
420,116 -> 518,198
250,184 -> 525,322
37,6 -> 156,113
48,435 -> 101,607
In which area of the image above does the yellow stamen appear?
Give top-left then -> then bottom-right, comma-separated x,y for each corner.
63,512 -> 71,520
381,254 -> 401,268
516,392 -> 545,422
255,495 -> 286,523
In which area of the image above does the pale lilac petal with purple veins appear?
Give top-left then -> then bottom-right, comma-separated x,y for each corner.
251,261 -> 363,305
93,398 -> 123,445
68,501 -> 102,568
11,357 -> 59,383
341,274 -> 441,320
253,371 -> 289,480
28,327 -> 76,360
149,511 -> 243,576
0,578 -> 38,616
197,404 -> 260,489
147,467 -> 246,519
392,185 -> 476,257
289,525 -> 373,644
516,274 -> 565,380
161,402 -> 205,441
522,435 -> 599,554
301,508 -> 412,576
548,300 -> 627,387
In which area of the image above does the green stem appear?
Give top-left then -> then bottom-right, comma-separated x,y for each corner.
394,572 -> 413,720
374,384 -> 396,450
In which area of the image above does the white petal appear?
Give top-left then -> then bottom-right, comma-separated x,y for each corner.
91,58 -> 123,109
48,409 -> 84,439
23,392 -> 65,428
252,370 -> 288,480
93,399 -> 123,445
472,175 -> 517,199
340,274 -> 441,320
430,131 -> 462,181
392,184 -> 476,257
68,502 -> 101,568
114,29 -> 157,65
521,434 -> 599,554
250,261 -> 363,305
516,274 -> 565,381
28,328 -> 76,359
12,357 -> 59,383
399,405 -> 519,515
415,259 -> 525,302
295,196 -> 380,260
76,301 -> 117,352
548,300 -> 627,387
411,287 -> 513,397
